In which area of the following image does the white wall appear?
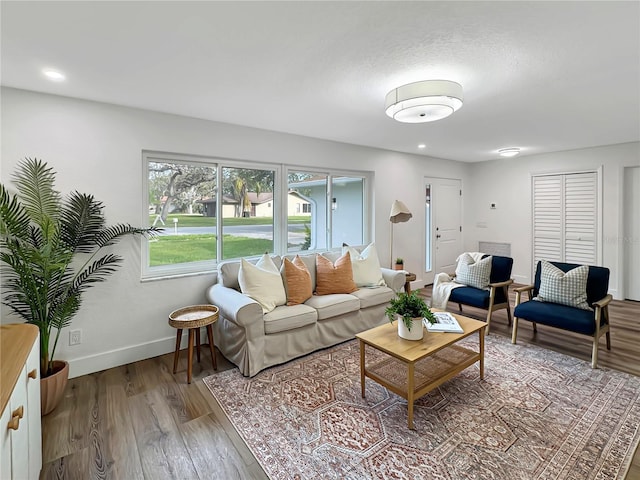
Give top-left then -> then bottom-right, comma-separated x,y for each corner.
0,87 -> 468,377
464,142 -> 640,298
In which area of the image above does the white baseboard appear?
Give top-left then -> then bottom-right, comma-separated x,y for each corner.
67,333 -> 193,379
66,283 -> 624,378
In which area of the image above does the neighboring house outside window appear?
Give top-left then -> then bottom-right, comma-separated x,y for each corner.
142,151 -> 372,279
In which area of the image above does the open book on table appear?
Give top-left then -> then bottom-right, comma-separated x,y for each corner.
424,312 -> 464,333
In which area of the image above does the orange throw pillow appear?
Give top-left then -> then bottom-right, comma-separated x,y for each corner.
315,252 -> 358,295
281,256 -> 313,305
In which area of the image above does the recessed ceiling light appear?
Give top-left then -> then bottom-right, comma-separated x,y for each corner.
43,69 -> 66,81
498,148 -> 520,157
418,144 -> 426,149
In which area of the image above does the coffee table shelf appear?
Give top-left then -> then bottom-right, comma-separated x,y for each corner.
365,344 -> 479,398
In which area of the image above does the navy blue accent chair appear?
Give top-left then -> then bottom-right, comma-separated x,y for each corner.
448,255 -> 514,334
512,261 -> 612,368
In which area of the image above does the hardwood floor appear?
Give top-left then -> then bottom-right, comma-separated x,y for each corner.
40,348 -> 268,480
40,288 -> 640,479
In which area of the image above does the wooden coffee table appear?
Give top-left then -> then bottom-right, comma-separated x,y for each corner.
356,312 -> 486,429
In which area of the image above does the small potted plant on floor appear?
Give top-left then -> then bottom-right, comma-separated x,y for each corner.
0,158 -> 159,414
394,257 -> 404,270
386,292 -> 435,340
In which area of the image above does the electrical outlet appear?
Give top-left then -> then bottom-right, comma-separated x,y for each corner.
69,329 -> 82,346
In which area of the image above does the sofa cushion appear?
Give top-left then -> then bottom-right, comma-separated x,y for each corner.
350,286 -> 394,309
315,252 -> 358,295
514,300 -> 601,336
238,255 -> 286,313
281,256 -> 313,306
455,253 -> 492,290
304,294 -> 360,320
343,243 -> 386,287
220,255 -> 282,290
284,253 -> 318,292
263,304 -> 318,334
534,260 -> 591,310
322,251 -> 342,263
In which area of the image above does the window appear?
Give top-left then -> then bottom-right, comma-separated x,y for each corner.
146,155 -> 217,274
221,166 -> 275,260
143,152 -> 372,279
288,172 -> 326,252
331,176 -> 364,246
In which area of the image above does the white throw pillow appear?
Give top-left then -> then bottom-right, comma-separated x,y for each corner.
238,254 -> 286,313
342,243 -> 385,287
534,260 -> 591,311
455,253 -> 492,290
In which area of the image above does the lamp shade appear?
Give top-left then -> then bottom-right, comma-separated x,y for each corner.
389,200 -> 412,223
385,80 -> 463,123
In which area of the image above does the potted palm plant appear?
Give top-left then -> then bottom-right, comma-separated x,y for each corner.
0,158 -> 159,414
385,291 -> 435,340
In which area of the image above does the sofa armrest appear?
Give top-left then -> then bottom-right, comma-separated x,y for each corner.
593,294 -> 612,309
206,284 -> 264,328
381,268 -> 406,292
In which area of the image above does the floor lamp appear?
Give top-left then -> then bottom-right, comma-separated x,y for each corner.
389,200 -> 412,268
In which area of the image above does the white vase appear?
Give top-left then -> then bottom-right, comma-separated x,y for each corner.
397,315 -> 424,340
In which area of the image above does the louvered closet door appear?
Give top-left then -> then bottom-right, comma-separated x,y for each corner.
532,171 -> 598,266
533,175 -> 562,264
564,173 -> 597,264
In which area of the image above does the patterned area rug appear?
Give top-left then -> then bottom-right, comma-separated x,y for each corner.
203,335 -> 640,479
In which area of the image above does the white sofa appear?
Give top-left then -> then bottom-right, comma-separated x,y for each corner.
205,251 -> 406,377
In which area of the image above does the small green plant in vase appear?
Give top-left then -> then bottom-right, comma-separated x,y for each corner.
386,291 -> 436,340
394,257 -> 404,270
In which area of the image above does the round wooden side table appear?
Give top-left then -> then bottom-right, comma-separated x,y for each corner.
168,304 -> 219,384
404,272 -> 417,293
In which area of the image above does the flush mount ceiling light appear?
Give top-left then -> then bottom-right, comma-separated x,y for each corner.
498,148 -> 521,157
418,144 -> 426,149
385,80 -> 463,123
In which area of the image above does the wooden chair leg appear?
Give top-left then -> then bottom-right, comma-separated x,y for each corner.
604,306 -> 611,350
511,317 -> 519,344
187,329 -> 195,384
206,324 -> 217,370
485,310 -> 492,336
172,329 -> 182,374
503,286 -> 512,326
591,337 -> 599,369
532,322 -> 537,333
195,328 -> 201,363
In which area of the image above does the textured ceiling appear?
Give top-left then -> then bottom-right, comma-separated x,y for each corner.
2,1 -> 639,162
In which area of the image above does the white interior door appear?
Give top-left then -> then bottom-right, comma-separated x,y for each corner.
624,166 -> 640,301
424,177 -> 462,284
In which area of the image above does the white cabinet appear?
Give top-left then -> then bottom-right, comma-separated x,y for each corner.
0,324 -> 42,480
25,338 -> 41,478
